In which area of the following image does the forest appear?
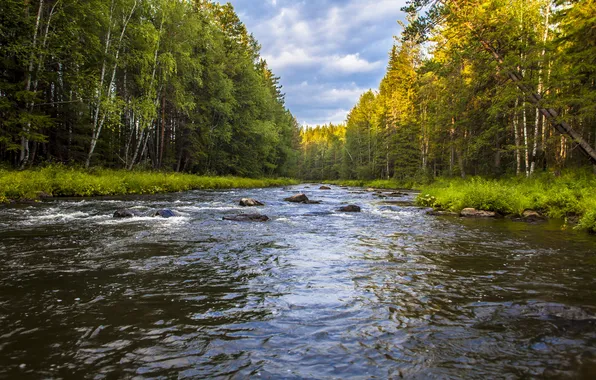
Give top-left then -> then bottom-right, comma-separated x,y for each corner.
298,0 -> 596,182
0,0 -> 300,177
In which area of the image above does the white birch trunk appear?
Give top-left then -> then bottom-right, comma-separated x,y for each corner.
19,0 -> 44,169
86,0 -> 137,168
530,3 -> 550,175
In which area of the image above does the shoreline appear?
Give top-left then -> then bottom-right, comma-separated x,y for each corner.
415,173 -> 596,234
0,166 -> 298,204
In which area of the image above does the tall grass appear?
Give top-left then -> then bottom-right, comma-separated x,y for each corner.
416,170 -> 596,233
0,166 -> 298,202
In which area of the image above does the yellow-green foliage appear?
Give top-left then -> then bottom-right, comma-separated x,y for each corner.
324,179 -> 418,189
0,166 -> 298,200
417,170 -> 596,233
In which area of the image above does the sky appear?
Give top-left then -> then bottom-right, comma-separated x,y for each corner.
225,0 -> 409,127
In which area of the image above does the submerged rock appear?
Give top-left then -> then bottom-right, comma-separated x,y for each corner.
153,209 -> 176,218
338,205 -> 361,212
319,186 -> 331,190
223,213 -> 269,222
113,209 -> 143,218
239,198 -> 264,207
388,192 -> 406,197
460,208 -> 497,218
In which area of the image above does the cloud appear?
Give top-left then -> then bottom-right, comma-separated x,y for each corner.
226,0 -> 408,126
324,53 -> 383,74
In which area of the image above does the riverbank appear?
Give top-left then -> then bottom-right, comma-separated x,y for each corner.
416,171 -> 596,233
0,166 -> 298,203
323,178 -> 420,190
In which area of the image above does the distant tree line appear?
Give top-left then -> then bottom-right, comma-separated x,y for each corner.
299,0 -> 596,181
0,0 -> 300,177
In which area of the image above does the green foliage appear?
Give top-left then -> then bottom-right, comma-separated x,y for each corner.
416,170 -> 596,232
0,165 -> 298,201
0,0 -> 300,177
300,0 -> 596,183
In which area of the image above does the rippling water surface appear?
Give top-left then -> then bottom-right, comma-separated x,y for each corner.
1,185 -> 596,379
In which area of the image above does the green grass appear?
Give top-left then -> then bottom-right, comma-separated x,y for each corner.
416,170 -> 596,233
323,179 -> 419,189
0,166 -> 298,202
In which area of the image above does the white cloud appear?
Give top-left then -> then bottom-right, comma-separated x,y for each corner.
325,53 -> 383,74
302,108 -> 351,127
227,0 -> 408,125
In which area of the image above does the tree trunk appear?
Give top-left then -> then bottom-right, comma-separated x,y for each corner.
86,0 -> 137,168
443,0 -> 596,165
19,0 -> 44,169
531,3 -> 550,175
514,98 -> 521,176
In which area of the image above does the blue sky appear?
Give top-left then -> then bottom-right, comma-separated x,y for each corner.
225,0 -> 408,126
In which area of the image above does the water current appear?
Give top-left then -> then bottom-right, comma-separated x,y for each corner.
1,185 -> 595,379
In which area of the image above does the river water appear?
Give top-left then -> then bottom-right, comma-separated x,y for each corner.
1,185 -> 595,379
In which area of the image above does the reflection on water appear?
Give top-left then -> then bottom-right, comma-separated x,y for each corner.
1,186 -> 595,378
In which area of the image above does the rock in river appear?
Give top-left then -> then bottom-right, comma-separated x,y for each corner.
284,194 -> 322,204
319,186 -> 331,190
223,213 -> 269,222
522,210 -> 545,221
338,205 -> 361,212
113,209 -> 143,218
460,208 -> 497,218
239,198 -> 264,207
153,209 -> 176,218
284,193 -> 309,203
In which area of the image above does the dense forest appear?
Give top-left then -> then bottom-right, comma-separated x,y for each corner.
299,0 -> 596,181
0,0 -> 300,177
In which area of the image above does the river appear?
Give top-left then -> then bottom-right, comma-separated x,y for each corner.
1,185 -> 595,378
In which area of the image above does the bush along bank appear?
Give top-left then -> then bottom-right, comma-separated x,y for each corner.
416,171 -> 596,234
0,166 -> 299,203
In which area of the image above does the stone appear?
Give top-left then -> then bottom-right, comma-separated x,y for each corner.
388,192 -> 405,197
113,209 -> 143,218
522,210 -> 545,220
223,213 -> 269,222
460,208 -> 497,218
284,194 -> 309,203
366,188 -> 376,192
37,191 -> 53,199
153,209 -> 176,218
319,186 -> 331,190
239,198 -> 264,207
338,205 -> 361,212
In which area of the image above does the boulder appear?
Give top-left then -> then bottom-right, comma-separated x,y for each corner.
338,205 -> 361,212
460,208 -> 497,218
284,194 -> 309,203
113,208 -> 143,218
153,209 -> 176,218
239,198 -> 264,207
366,188 -> 376,192
37,191 -> 53,199
223,213 -> 269,222
319,186 -> 332,190
522,210 -> 545,220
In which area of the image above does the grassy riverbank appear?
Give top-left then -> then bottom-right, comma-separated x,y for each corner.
416,171 -> 596,233
323,179 -> 420,189
0,166 -> 298,203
